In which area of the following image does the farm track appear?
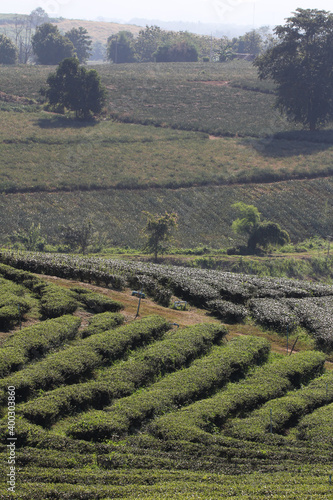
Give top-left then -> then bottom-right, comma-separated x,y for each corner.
21,273 -> 333,371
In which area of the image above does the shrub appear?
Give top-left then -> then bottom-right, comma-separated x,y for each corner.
20,322 -> 227,426
66,335 -> 269,441
0,315 -> 81,378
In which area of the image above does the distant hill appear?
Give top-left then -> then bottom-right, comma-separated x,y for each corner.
128,18 -> 257,38
53,18 -> 143,45
0,13 -> 143,46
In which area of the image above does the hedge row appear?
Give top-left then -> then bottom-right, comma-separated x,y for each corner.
0,277 -> 31,328
66,335 -> 270,441
0,263 -> 79,318
297,401 -> 333,444
149,351 -> 326,442
0,254 -> 126,290
0,315 -> 169,405
72,287 -> 124,314
225,372 -> 333,441
80,312 -> 124,338
20,322 -> 227,426
0,315 -> 81,378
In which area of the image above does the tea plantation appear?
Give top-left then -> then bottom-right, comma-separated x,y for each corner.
0,61 -> 333,247
0,253 -> 332,498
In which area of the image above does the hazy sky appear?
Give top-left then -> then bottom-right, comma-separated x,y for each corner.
3,0 -> 333,26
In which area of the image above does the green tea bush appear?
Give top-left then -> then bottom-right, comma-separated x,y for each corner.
66,335 -> 269,441
0,315 -> 81,378
0,315 -> 169,405
226,372 -> 333,441
80,312 -> 124,338
297,402 -> 333,444
74,289 -> 124,313
20,322 -> 227,426
150,351 -> 326,442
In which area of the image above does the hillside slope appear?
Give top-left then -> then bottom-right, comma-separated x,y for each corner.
0,61 -> 332,247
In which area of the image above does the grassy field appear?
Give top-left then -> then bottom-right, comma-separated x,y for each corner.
0,257 -> 332,498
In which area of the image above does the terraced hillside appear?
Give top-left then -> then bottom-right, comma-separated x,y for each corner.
0,61 -> 332,247
0,254 -> 332,498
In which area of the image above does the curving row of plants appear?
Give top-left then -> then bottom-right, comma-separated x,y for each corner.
225,371 -> 333,441
0,315 -> 81,379
149,351 -> 326,442
19,322 -> 227,427
66,335 -> 270,441
0,315 -> 169,406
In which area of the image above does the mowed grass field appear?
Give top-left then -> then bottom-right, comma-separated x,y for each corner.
0,60 -> 332,246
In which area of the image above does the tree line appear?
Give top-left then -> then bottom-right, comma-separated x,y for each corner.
1,8 -> 333,131
0,7 -> 275,66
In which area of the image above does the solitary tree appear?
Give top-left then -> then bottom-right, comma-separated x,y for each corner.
65,27 -> 92,63
43,57 -> 106,119
0,34 -> 17,64
32,23 -> 75,65
143,211 -> 178,261
231,202 -> 289,253
254,9 -> 333,131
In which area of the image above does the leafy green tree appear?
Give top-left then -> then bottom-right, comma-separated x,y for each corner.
32,23 -> 75,65
65,27 -> 92,63
231,202 -> 290,253
247,222 -> 290,253
155,41 -> 198,62
239,30 -> 263,55
107,31 -> 136,63
60,221 -> 92,253
254,8 -> 333,131
10,223 -> 46,251
0,34 -> 17,64
135,25 -> 167,62
231,202 -> 261,236
43,57 -> 106,119
143,211 -> 178,262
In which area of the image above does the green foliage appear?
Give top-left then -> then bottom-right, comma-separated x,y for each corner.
32,23 -> 75,65
107,31 -> 136,63
254,8 -> 333,130
232,202 -> 290,253
226,372 -> 333,441
19,322 -> 226,426
9,222 -> 46,251
0,315 -> 80,378
44,57 -> 107,119
297,401 -> 333,443
74,289 -> 124,314
67,331 -> 266,441
231,202 -> 261,235
0,34 -> 17,64
0,315 -> 169,404
248,221 -> 290,252
134,25 -> 168,62
0,277 -> 30,329
143,211 -> 178,261
60,220 -> 93,253
155,41 -> 198,62
79,311 -> 124,338
65,27 -> 92,64
150,350 -> 325,442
